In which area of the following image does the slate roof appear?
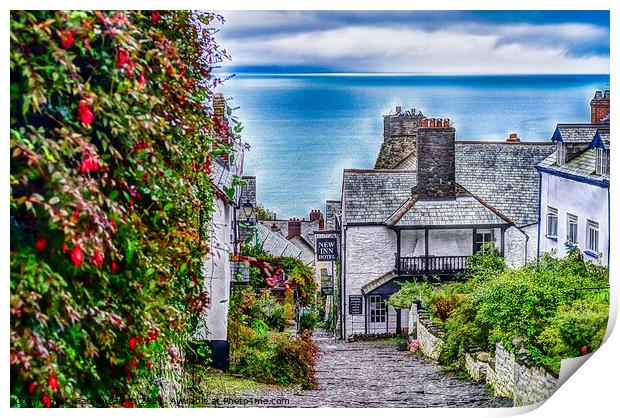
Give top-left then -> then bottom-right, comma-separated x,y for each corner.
552,124 -> 609,143
394,197 -> 507,227
342,170 -> 415,224
255,223 -> 314,265
455,142 -> 555,226
537,149 -> 610,185
343,142 -> 554,227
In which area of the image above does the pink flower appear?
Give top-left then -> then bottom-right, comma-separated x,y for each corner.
581,345 -> 588,355
118,48 -> 129,68
93,249 -> 104,268
138,70 -> 146,87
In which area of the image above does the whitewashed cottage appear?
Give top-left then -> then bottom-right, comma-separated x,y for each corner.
537,90 -> 610,265
200,94 -> 245,369
335,109 -> 554,339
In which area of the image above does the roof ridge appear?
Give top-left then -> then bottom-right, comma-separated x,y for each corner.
344,168 -> 415,173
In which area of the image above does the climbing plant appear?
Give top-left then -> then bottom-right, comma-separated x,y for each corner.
10,10 -> 236,407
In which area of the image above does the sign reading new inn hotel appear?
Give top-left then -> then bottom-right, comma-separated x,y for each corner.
315,231 -> 338,262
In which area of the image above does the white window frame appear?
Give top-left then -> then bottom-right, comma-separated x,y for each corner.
567,213 -> 579,244
586,220 -> 599,253
556,142 -> 567,166
595,147 -> 609,176
475,229 -> 494,253
546,207 -> 558,238
369,295 -> 386,323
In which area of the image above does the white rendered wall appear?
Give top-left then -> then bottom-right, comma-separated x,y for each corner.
343,225 -> 397,337
539,172 -> 609,265
200,198 -> 233,341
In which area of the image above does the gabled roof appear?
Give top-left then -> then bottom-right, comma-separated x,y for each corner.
255,223 -> 314,265
550,124 -> 609,144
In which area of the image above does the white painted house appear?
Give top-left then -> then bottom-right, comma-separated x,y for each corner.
335,109 -> 554,339
199,94 -> 245,369
537,90 -> 610,265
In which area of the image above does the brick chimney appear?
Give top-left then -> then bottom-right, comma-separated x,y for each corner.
506,132 -> 521,143
590,90 -> 610,124
309,209 -> 325,230
287,218 -> 301,239
416,118 -> 456,200
213,93 -> 229,164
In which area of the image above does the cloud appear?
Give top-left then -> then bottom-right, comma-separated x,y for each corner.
215,12 -> 609,74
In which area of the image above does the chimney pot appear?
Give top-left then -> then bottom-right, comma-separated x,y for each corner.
396,106 -> 402,114
444,118 -> 450,127
436,118 -> 443,128
429,118 -> 436,128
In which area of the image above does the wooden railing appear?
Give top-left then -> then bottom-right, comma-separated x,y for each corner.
398,255 -> 469,275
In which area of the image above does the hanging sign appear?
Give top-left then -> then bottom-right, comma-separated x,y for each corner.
315,231 -> 338,262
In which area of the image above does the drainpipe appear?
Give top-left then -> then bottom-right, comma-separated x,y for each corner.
536,171 -> 542,263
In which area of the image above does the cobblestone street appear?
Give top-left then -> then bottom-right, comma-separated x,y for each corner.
247,330 -> 513,408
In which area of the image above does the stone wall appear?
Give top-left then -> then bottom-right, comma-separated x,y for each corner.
375,108 -> 424,169
410,304 -> 444,361
416,126 -> 456,200
466,342 -> 559,406
410,305 -> 559,406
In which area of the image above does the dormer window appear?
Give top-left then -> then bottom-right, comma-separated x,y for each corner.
595,147 -> 609,175
556,142 -> 566,166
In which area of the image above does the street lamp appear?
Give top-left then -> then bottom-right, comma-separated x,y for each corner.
242,199 -> 254,222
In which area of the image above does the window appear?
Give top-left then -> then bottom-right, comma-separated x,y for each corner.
587,220 -> 599,253
369,295 -> 386,323
474,229 -> 494,253
556,142 -> 567,166
595,148 -> 609,175
567,214 -> 578,244
546,207 -> 558,238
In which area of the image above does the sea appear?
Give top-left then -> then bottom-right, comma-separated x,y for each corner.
219,73 -> 609,219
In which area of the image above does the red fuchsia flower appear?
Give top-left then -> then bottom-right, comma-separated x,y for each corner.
42,393 -> 52,408
151,10 -> 161,24
265,277 -> 276,287
118,48 -> 129,68
59,30 -> 74,49
62,243 -> 68,253
35,237 -> 47,251
80,154 -> 100,174
138,70 -> 146,87
130,358 -> 138,369
148,329 -> 158,341
203,161 -> 212,173
129,336 -> 138,350
123,398 -> 135,408
93,249 -> 104,267
29,382 -> 36,394
111,261 -> 118,274
126,59 -> 135,78
146,360 -> 152,370
72,209 -> 80,221
581,346 -> 588,354
77,100 -> 94,126
71,245 -> 84,267
48,372 -> 59,393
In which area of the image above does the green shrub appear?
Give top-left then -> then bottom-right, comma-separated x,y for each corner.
537,299 -> 609,370
436,249 -> 609,372
10,10 -> 235,407
299,307 -> 320,332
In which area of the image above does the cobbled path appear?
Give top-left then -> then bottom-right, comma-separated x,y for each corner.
244,330 -> 513,408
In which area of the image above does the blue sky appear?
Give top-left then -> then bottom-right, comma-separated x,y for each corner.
215,11 -> 610,74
